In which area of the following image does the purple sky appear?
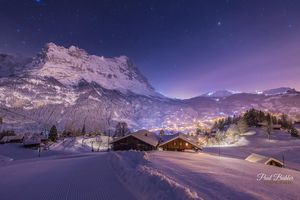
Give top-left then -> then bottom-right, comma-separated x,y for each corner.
162,38 -> 300,98
0,0 -> 300,99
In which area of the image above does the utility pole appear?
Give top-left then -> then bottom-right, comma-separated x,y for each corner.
107,131 -> 110,152
38,145 -> 41,157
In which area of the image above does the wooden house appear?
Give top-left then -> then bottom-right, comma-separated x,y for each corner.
23,137 -> 41,148
272,124 -> 282,130
0,135 -> 24,143
245,153 -> 284,168
159,134 -> 202,152
110,130 -> 160,151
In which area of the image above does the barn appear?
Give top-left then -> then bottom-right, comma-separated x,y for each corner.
159,134 -> 202,152
245,153 -> 284,168
110,130 -> 160,151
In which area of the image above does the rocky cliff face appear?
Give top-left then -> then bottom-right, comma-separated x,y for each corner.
28,43 -> 158,96
0,43 -> 300,133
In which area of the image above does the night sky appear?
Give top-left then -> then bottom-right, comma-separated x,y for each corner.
1,0 -> 300,99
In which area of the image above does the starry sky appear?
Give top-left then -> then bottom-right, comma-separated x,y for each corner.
1,0 -> 300,99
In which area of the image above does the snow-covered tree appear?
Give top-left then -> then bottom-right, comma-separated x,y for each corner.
114,122 -> 130,137
262,120 -> 272,140
226,124 -> 240,143
278,114 -> 293,129
237,118 -> 249,134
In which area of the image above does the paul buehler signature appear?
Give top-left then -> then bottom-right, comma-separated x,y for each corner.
257,173 -> 294,183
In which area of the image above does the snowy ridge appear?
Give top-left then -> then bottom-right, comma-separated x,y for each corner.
262,87 -> 296,96
28,43 -> 157,96
201,90 -> 240,98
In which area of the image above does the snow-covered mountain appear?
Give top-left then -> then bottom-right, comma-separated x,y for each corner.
28,43 -> 158,96
262,87 -> 297,96
0,43 -> 300,133
201,90 -> 239,98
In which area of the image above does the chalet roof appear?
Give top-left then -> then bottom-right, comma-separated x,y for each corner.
23,137 -> 41,146
245,153 -> 283,165
110,130 -> 160,147
159,133 -> 202,149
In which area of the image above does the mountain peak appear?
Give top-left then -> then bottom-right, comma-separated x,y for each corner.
28,43 -> 157,96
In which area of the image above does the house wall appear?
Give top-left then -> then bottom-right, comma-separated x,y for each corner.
112,136 -> 155,151
160,138 -> 198,151
267,160 -> 283,168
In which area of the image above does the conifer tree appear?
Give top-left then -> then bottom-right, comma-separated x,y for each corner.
49,125 -> 58,142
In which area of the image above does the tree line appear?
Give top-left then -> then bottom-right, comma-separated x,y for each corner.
212,108 -> 299,138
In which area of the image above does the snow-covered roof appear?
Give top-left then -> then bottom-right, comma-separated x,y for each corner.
23,137 -> 41,146
245,153 -> 283,166
159,133 -> 202,149
111,130 -> 160,147
0,135 -> 24,142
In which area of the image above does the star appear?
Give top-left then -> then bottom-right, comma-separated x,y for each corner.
217,21 -> 222,26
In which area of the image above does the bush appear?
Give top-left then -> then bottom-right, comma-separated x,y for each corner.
289,127 -> 299,137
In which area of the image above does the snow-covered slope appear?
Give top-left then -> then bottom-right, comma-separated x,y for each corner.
1,151 -> 299,200
262,87 -> 296,96
201,90 -> 239,98
29,43 -> 157,96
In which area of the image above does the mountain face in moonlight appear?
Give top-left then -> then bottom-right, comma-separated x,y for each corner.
0,43 -> 171,132
0,43 -> 300,133
28,43 -> 157,96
